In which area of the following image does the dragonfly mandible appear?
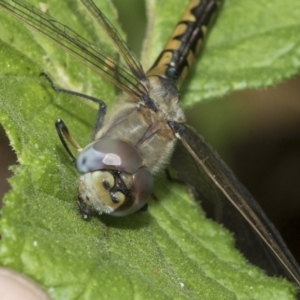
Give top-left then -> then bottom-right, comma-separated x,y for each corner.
0,0 -> 299,289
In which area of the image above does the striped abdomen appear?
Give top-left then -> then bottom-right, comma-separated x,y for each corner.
147,0 -> 221,85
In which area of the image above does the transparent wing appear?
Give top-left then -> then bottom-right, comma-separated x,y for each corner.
170,122 -> 300,286
79,0 -> 147,83
0,0 -> 149,98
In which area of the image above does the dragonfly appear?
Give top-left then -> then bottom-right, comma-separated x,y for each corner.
0,0 -> 300,289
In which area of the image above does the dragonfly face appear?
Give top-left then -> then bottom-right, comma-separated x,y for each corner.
76,139 -> 153,216
0,0 -> 300,288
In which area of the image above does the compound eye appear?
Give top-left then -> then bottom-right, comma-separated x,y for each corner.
110,167 -> 153,216
131,167 -> 153,206
76,139 -> 142,174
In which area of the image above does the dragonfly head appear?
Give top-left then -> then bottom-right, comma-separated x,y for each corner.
76,139 -> 153,217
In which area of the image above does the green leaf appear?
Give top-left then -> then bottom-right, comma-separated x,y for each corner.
0,0 -> 298,299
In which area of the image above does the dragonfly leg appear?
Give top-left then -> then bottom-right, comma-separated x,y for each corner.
92,101 -> 106,140
40,72 -> 107,139
55,119 -> 82,163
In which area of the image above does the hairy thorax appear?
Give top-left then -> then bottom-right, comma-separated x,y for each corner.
94,75 -> 185,174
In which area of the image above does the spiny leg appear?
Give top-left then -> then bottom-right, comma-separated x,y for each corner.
55,119 -> 81,163
40,72 -> 107,139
